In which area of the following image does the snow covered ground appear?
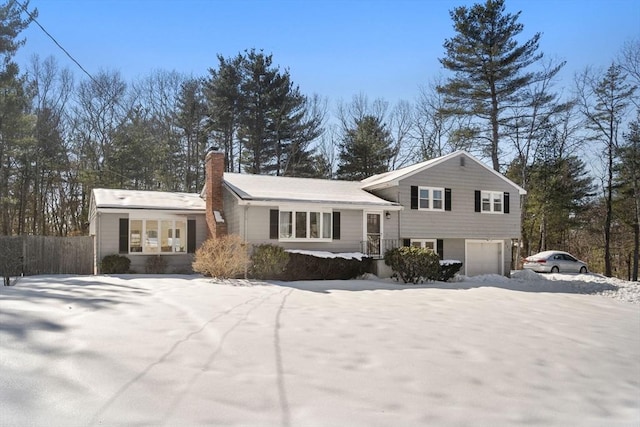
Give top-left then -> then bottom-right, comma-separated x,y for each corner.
1,272 -> 638,426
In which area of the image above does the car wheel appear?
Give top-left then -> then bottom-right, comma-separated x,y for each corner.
551,266 -> 559,273
579,266 -> 587,274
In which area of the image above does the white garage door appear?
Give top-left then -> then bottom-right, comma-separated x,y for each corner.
466,240 -> 503,276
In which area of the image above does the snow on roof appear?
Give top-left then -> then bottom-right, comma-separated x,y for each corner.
92,188 -> 205,211
223,173 -> 400,207
360,153 -> 450,187
361,150 -> 527,195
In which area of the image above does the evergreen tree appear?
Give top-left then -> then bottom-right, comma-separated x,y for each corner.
206,49 -> 323,175
337,115 -> 395,181
523,152 -> 594,255
280,94 -> 325,177
0,0 -> 36,235
615,115 -> 640,280
205,54 -> 243,172
176,78 -> 208,192
437,0 -> 543,171
107,108 -> 158,190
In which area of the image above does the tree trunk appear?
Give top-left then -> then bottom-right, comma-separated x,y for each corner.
604,144 -> 613,277
490,84 -> 500,172
633,219 -> 639,282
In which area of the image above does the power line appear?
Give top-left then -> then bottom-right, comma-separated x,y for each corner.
16,0 -> 98,85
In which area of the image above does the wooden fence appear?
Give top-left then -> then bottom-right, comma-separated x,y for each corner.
0,235 -> 94,276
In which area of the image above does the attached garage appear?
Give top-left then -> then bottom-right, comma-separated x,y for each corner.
465,240 -> 504,276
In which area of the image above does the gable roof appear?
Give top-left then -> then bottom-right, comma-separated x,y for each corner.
92,188 -> 205,211
223,173 -> 401,209
361,150 -> 527,195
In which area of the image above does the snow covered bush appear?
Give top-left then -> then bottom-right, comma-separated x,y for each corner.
439,261 -> 463,282
192,235 -> 249,279
145,255 -> 168,274
249,244 -> 289,279
100,254 -> 131,274
283,252 -> 371,280
384,246 -> 440,284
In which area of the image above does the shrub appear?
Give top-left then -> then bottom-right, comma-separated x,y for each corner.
439,261 -> 463,282
192,235 -> 249,279
145,255 -> 168,274
101,254 -> 131,274
250,244 -> 289,279
384,246 -> 440,284
282,252 -> 372,281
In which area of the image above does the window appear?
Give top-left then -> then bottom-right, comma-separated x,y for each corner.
481,191 -> 503,213
411,239 -> 436,250
405,238 -> 443,259
278,209 -> 332,241
279,211 -> 292,238
129,219 -> 187,254
322,212 -> 332,239
295,212 -> 307,238
418,186 -> 445,211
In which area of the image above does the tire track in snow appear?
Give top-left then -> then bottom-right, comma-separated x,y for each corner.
158,287 -> 292,425
87,286 -> 285,426
275,288 -> 294,427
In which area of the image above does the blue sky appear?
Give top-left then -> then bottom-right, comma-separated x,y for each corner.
13,0 -> 640,107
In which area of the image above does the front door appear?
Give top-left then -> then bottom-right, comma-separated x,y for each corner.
365,212 -> 382,256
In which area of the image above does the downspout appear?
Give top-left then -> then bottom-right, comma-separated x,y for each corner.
397,191 -> 401,245
95,212 -> 101,275
243,205 -> 249,243
244,205 -> 249,279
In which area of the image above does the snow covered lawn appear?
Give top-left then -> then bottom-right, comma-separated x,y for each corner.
1,273 -> 639,426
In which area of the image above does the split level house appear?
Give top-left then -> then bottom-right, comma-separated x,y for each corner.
89,149 -> 526,277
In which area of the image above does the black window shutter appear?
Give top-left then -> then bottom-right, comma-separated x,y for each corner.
410,186 -> 418,209
332,212 -> 341,240
269,209 -> 279,239
444,188 -> 452,211
187,219 -> 196,253
504,192 -> 510,214
437,239 -> 444,260
118,218 -> 128,254
403,238 -> 410,247
474,190 -> 481,212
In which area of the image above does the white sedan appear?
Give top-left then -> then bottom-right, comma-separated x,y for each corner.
523,251 -> 588,274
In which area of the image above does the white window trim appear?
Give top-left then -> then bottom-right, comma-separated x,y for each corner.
129,218 -> 188,255
410,239 -> 437,250
481,190 -> 504,214
418,186 -> 445,211
278,208 -> 333,242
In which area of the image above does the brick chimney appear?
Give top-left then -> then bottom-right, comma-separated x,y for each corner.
205,147 -> 227,238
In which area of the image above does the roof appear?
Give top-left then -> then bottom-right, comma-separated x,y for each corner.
92,188 -> 205,211
361,150 -> 527,195
223,173 -> 400,208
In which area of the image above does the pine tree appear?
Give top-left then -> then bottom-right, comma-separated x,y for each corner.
0,1 -> 37,235
176,78 -> 208,191
205,54 -> 243,172
437,0 -> 543,171
206,49 -> 323,175
337,115 -> 395,181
